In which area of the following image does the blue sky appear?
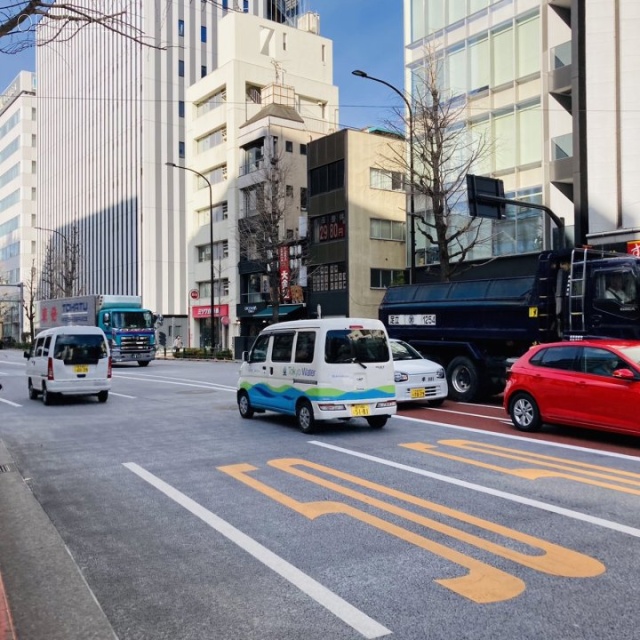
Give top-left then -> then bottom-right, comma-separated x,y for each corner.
0,0 -> 404,130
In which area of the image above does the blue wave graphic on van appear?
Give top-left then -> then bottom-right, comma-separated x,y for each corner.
241,382 -> 395,403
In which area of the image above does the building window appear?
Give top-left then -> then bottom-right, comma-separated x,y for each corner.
370,168 -> 404,191
243,0 -> 249,12
285,140 -> 293,152
178,60 -> 185,77
283,33 -> 287,51
178,101 -> 185,118
197,127 -> 227,153
178,19 -> 184,37
198,201 -> 228,226
201,26 -> 207,43
311,263 -> 347,292
300,187 -> 307,211
309,159 -> 344,196
201,65 -> 207,78
178,141 -> 185,158
197,245 -> 211,262
370,269 -> 405,289
300,143 -> 307,155
196,88 -> 226,117
370,219 -> 406,241
199,165 -> 227,187
286,185 -> 294,198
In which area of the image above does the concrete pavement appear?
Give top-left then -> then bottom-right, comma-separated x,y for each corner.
0,441 -> 118,640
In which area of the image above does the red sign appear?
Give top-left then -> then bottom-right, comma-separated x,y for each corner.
190,289 -> 199,300
627,241 -> 640,257
191,304 -> 229,319
279,246 -> 290,302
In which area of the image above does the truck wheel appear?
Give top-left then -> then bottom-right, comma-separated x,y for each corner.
296,399 -> 315,434
367,416 -> 388,429
237,390 -> 254,419
447,356 -> 480,402
137,361 -> 150,367
509,392 -> 542,432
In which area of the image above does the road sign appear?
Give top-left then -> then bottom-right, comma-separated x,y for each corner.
190,289 -> 199,300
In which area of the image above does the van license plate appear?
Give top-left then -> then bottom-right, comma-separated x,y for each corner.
74,365 -> 89,374
351,404 -> 370,417
411,388 -> 426,399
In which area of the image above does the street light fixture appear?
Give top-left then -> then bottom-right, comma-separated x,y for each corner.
165,161 -> 216,350
34,225 -> 72,296
352,69 -> 416,284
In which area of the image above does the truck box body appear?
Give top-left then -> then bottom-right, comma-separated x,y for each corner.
38,295 -> 157,366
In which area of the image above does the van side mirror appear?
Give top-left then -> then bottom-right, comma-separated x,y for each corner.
242,351 -> 249,362
103,313 -> 110,326
23,350 -> 30,359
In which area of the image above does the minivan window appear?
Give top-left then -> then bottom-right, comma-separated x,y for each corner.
294,331 -> 315,363
249,334 -> 270,363
43,336 -> 51,357
34,337 -> 44,357
53,334 -> 108,365
272,333 -> 294,362
325,329 -> 390,364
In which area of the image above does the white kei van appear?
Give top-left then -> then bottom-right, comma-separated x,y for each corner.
25,326 -> 112,405
237,318 -> 397,433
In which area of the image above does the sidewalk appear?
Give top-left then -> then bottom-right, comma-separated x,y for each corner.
0,442 -> 118,640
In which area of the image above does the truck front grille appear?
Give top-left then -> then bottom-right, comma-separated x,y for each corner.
120,335 -> 151,352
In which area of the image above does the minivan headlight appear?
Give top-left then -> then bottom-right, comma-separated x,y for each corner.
394,372 -> 408,383
437,367 -> 445,379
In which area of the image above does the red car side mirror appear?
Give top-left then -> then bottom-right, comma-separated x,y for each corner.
613,368 -> 636,380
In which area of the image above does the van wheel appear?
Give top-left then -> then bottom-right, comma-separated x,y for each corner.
97,391 -> 109,403
367,416 -> 388,429
137,361 -> 150,367
42,385 -> 55,406
237,391 -> 254,419
28,379 -> 39,400
296,400 -> 315,434
447,356 -> 481,402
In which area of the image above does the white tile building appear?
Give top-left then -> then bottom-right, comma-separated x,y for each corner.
184,10 -> 338,349
0,72 -> 37,341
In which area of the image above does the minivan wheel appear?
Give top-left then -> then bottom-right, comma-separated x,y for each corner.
28,379 -> 39,400
237,390 -> 254,419
367,416 -> 388,429
509,392 -> 542,432
97,390 -> 109,403
137,361 -> 150,367
42,384 -> 55,406
296,399 -> 315,434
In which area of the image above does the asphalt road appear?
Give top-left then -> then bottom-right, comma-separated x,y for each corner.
1,351 -> 640,640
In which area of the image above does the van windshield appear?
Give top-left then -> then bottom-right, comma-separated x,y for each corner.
53,335 -> 108,365
325,329 -> 390,364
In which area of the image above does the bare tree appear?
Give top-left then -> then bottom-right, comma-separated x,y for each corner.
238,143 -> 295,324
40,225 -> 82,298
383,47 -> 492,282
1,0 -> 165,54
21,261 -> 38,342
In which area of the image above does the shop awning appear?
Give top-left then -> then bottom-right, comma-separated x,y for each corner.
252,304 -> 304,319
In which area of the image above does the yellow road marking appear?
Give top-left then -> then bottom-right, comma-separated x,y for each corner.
218,459 -> 604,604
400,440 -> 640,496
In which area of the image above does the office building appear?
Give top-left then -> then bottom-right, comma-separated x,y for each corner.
0,72 -> 37,341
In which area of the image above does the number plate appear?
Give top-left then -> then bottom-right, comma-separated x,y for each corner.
74,365 -> 89,374
411,388 -> 426,399
351,404 -> 371,417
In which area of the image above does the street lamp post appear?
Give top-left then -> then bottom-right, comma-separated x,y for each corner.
352,70 -> 416,284
34,225 -> 72,296
166,162 -> 215,351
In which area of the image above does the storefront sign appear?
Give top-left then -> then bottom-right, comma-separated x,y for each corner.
627,240 -> 640,257
192,304 -> 229,318
279,245 -> 290,302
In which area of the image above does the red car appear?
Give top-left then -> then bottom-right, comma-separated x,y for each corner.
504,339 -> 640,435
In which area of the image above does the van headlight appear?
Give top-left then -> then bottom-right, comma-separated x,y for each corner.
437,367 -> 445,379
394,372 -> 408,383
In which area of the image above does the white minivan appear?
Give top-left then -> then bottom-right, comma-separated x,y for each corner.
25,326 -> 112,405
237,318 -> 397,432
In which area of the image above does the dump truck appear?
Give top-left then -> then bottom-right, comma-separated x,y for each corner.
38,295 -> 159,366
379,248 -> 640,402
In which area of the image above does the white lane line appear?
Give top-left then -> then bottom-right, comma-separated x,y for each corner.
426,407 -> 508,422
109,392 -> 136,399
394,415 -> 640,462
123,462 -> 392,639
0,398 -> 21,407
115,374 -> 235,392
309,441 -> 640,539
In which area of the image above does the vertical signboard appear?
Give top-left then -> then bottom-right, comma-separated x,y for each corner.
279,246 -> 290,301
